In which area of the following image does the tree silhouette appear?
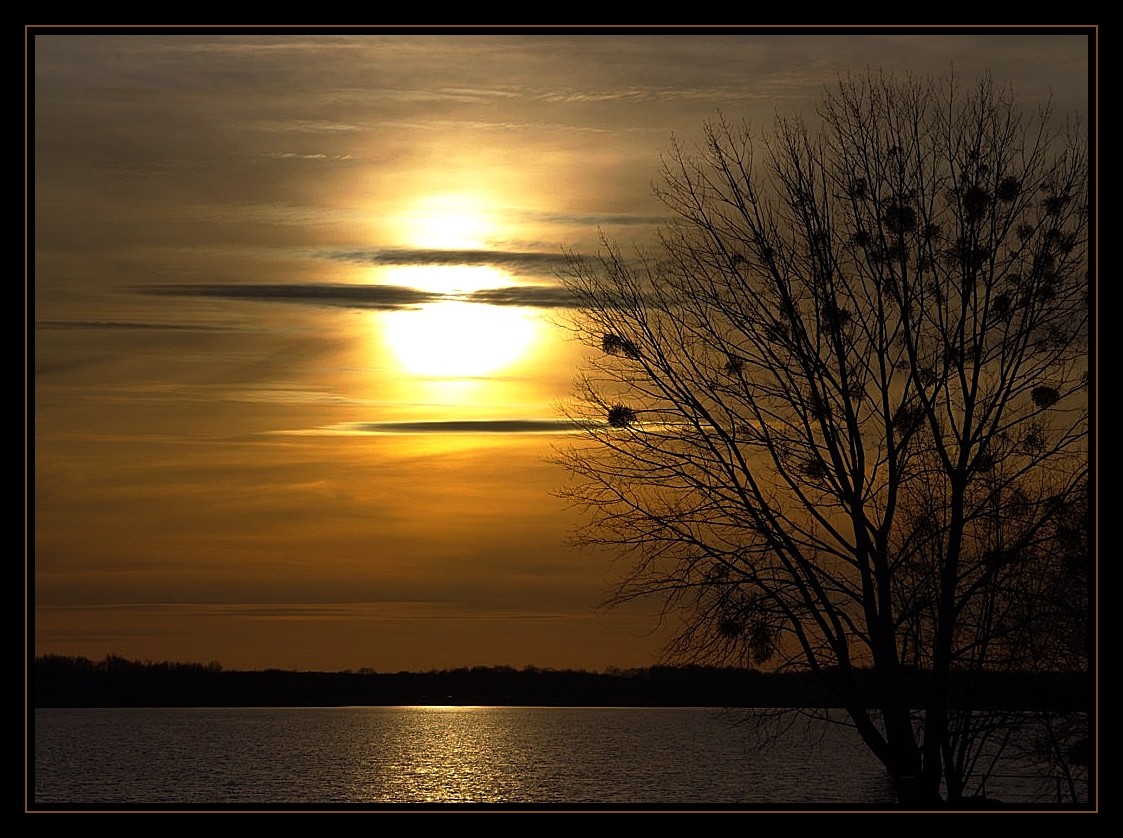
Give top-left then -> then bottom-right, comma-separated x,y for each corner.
558,71 -> 1090,806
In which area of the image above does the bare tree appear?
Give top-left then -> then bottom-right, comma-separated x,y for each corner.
557,71 -> 1090,806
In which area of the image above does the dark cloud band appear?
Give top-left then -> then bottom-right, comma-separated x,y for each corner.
140,283 -> 439,309
318,247 -> 572,276
137,282 -> 583,310
347,419 -> 587,434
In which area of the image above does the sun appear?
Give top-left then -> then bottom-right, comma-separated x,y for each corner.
380,301 -> 541,379
372,191 -> 544,381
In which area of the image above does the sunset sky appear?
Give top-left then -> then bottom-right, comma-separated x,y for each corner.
30,29 -> 1092,673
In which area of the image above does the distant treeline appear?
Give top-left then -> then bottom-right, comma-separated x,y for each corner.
32,654 -> 1090,711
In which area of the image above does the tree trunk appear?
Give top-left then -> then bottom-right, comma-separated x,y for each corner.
882,705 -> 936,805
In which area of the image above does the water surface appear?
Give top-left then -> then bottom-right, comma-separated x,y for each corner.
33,706 -> 1066,808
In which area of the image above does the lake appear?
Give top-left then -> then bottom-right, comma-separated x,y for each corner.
30,706 -> 1080,809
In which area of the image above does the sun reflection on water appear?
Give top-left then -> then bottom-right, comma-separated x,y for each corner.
344,706 -> 528,803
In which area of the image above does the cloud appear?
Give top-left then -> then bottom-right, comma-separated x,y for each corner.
518,210 -> 668,228
302,417 -> 682,436
36,320 -> 240,332
139,283 -> 440,310
36,600 -> 584,622
259,152 -> 354,161
136,281 -> 584,310
319,246 -> 573,277
330,419 -> 588,435
465,285 -> 581,308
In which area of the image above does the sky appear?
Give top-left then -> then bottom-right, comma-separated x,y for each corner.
29,28 -> 1093,673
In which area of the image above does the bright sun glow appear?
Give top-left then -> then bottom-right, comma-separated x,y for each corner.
375,191 -> 543,381
402,193 -> 493,250
380,301 -> 541,379
383,265 -> 506,295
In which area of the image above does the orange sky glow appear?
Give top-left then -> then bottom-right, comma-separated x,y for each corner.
30,28 -> 1091,672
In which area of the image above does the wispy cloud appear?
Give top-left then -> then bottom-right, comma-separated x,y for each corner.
258,151 -> 354,161
254,120 -> 363,133
36,320 -> 241,332
518,210 -> 668,228
37,600 -> 586,622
